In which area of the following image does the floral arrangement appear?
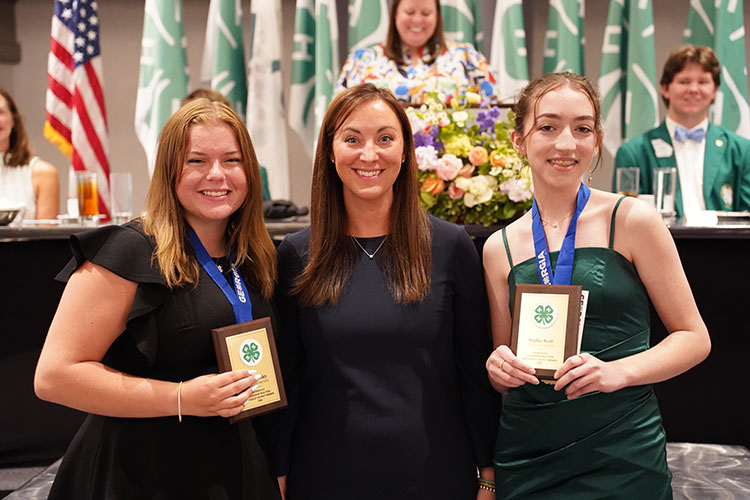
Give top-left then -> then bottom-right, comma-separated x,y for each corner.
407,92 -> 533,226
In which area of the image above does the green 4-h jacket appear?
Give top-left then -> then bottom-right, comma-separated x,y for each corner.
613,122 -> 750,217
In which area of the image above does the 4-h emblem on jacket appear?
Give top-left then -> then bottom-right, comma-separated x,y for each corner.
533,303 -> 557,329
240,339 -> 263,367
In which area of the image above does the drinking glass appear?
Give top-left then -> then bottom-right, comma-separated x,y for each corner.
616,167 -> 640,197
653,167 -> 677,217
110,172 -> 133,224
76,172 -> 99,221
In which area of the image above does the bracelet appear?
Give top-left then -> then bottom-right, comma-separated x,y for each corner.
478,478 -> 495,492
177,381 -> 183,423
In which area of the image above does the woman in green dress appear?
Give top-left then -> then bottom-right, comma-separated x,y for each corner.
483,72 -> 711,499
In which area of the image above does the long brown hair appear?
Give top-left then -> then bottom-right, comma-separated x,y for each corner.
384,0 -> 447,66
513,72 -> 603,173
142,98 -> 276,299
294,83 -> 431,307
0,87 -> 33,167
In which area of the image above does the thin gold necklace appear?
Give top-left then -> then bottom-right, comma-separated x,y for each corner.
540,210 -> 575,229
352,236 -> 387,259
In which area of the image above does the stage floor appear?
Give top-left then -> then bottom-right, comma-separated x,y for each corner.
3,443 -> 749,499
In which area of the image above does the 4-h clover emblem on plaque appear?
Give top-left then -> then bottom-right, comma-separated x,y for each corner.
533,303 -> 556,329
239,339 -> 263,367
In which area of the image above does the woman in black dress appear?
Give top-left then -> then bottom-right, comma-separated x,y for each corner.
34,99 -> 280,499
267,83 -> 500,499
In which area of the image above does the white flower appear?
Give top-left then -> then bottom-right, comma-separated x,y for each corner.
454,175 -> 498,207
415,146 -> 439,171
452,111 -> 469,127
500,178 -> 533,202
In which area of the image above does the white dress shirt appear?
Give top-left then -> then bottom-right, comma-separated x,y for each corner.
665,116 -> 708,213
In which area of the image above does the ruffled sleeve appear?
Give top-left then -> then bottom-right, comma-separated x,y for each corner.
56,221 -> 170,368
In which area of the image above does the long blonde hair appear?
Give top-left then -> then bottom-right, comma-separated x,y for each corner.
142,99 -> 276,299
294,83 -> 431,307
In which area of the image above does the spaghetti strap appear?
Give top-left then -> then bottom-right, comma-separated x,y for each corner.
502,226 -> 514,268
609,196 -> 627,249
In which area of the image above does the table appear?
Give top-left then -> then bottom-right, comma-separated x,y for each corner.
0,218 -> 747,466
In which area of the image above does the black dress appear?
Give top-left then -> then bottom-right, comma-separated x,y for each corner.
265,216 -> 500,499
47,222 -> 280,500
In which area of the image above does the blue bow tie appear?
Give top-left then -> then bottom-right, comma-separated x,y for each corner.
674,125 -> 706,143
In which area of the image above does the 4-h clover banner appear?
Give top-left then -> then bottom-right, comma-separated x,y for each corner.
543,0 -> 585,74
598,0 -> 659,157
288,0 -> 339,157
247,0 -> 291,199
200,0 -> 247,121
684,0 -> 750,138
441,0 -> 483,50
134,0 -> 189,177
489,0 -> 529,103
347,0 -> 388,52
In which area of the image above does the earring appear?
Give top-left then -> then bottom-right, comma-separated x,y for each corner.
587,169 -> 593,185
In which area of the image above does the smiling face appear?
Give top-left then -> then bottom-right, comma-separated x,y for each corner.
0,94 -> 14,153
395,0 -> 438,52
176,122 -> 248,233
662,62 -> 718,126
331,99 -> 405,209
512,85 -> 599,191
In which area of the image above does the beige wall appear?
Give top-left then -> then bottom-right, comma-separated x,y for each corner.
2,0 -> 749,215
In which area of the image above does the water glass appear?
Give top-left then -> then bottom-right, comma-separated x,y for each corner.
110,172 -> 133,224
653,167 -> 677,217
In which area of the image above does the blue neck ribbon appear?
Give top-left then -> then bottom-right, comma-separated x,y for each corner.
531,183 -> 591,286
186,225 -> 253,323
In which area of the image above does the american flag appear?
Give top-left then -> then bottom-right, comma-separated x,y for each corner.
45,0 -> 111,219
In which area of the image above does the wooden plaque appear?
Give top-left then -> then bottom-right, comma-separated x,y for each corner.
212,317 -> 287,423
510,284 -> 582,381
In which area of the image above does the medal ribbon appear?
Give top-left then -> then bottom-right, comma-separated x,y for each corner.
186,225 -> 253,323
531,183 -> 591,286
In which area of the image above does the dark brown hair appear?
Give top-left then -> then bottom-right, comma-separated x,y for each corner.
294,83 -> 431,307
660,44 -> 720,107
0,87 -> 33,167
513,72 -> 603,173
142,98 -> 276,298
384,0 -> 447,66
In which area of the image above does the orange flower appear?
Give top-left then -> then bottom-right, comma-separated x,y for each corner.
468,146 -> 489,166
421,177 -> 445,196
458,164 -> 475,178
490,152 -> 507,167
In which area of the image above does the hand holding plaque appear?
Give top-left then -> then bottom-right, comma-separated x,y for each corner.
212,317 -> 287,423
509,284 -> 584,382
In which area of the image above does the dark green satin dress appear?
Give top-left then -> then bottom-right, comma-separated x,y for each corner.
494,199 -> 672,499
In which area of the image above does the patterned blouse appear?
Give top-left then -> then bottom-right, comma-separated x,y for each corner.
335,42 -> 496,106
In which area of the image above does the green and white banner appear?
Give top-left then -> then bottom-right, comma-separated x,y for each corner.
347,0 -> 388,52
200,0 -> 247,120
247,0 -> 290,199
441,0 -> 483,50
135,0 -> 189,176
288,0 -> 339,157
543,0 -> 585,74
599,0 -> 659,157
684,0 -> 750,138
489,0 -> 529,103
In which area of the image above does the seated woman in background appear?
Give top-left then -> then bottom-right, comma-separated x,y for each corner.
35,99 -> 280,499
336,0 -> 496,105
0,87 -> 59,220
